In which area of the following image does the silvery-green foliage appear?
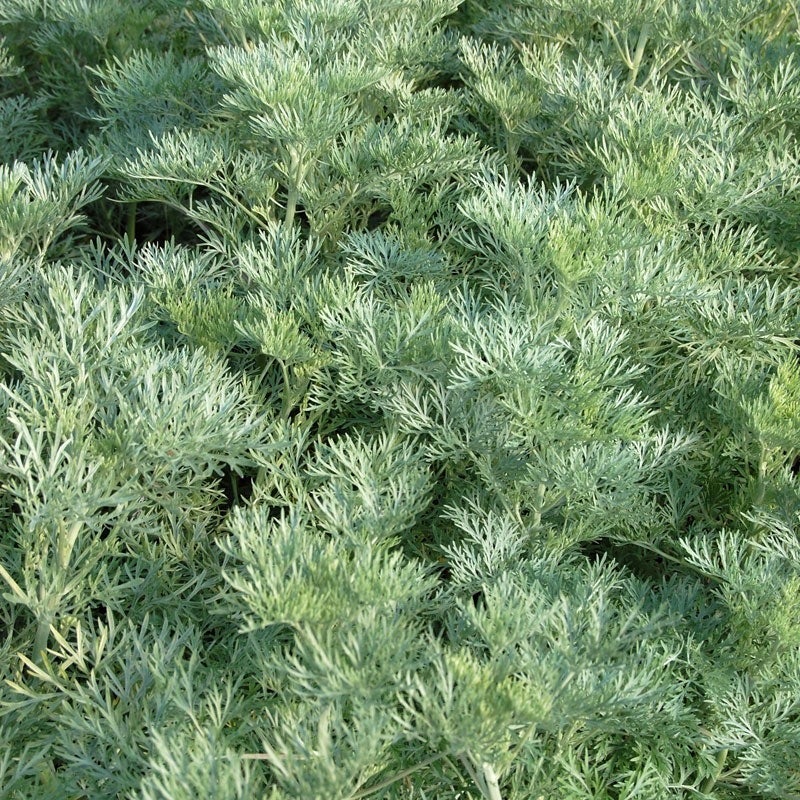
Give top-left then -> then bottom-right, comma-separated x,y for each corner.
89,50 -> 218,165
1,0 -> 800,798
0,0 -> 192,153
0,96 -> 48,163
0,36 -> 21,77
0,150 -> 105,261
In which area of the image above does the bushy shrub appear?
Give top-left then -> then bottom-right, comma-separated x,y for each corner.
1,1 -> 799,798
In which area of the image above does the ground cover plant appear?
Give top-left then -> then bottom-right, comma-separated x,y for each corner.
0,0 -> 799,797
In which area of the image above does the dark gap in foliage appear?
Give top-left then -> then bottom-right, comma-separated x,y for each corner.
582,539 -> 681,584
266,502 -> 288,523
95,509 -> 118,542
129,202 -> 178,245
0,357 -> 23,384
218,467 -> 256,510
83,191 -> 129,243
683,219 -> 714,239
517,153 -> 544,184
580,538 -> 623,567
417,73 -> 467,93
333,405 -> 387,437
293,203 -> 315,239
366,206 -> 392,231
199,618 -> 232,660
86,600 -> 110,627
652,493 -> 699,535
8,499 -> 23,520
89,191 -> 194,248
428,222 -> 449,248
225,342 -> 256,362
395,466 -> 453,568
2,607 -> 30,641
432,558 -> 452,586
49,756 -> 69,775
284,404 -> 307,427
470,588 -> 486,610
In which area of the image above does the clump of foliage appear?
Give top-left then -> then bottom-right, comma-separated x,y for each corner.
1,1 -> 799,798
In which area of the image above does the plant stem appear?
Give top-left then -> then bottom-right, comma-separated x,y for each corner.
754,444 -> 769,506
284,150 -> 307,228
58,520 -> 83,570
33,615 -> 52,665
279,360 -> 293,421
532,481 -> 547,527
461,755 -> 504,800
701,748 -> 729,794
350,753 -> 445,799
37,759 -> 58,792
505,128 -> 521,176
626,23 -> 650,91
482,762 -> 503,800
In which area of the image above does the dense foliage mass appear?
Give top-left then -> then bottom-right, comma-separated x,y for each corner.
1,1 -> 799,797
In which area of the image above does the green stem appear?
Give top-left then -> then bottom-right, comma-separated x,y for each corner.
278,360 -> 291,421
284,186 -> 298,228
601,21 -> 632,68
36,759 -> 58,792
701,748 -> 729,794
33,615 -> 52,665
461,756 -> 504,800
754,444 -> 770,506
626,23 -> 650,92
482,762 -> 503,800
351,753 -> 445,799
278,360 -> 309,422
58,520 -> 83,571
124,174 -> 269,228
505,128 -> 521,176
284,151 -> 307,228
629,540 -> 690,572
532,481 -> 546,527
